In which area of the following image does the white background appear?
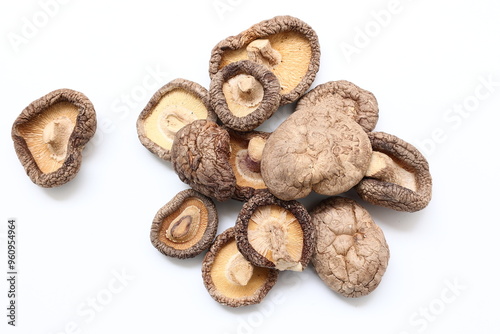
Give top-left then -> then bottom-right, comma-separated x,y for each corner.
1,0 -> 500,333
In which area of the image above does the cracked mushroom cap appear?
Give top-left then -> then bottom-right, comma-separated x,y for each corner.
210,60 -> 281,131
209,15 -> 321,105
356,132 -> 432,212
227,128 -> 270,201
11,88 -> 97,187
136,78 -> 216,161
171,119 -> 236,201
202,227 -> 279,307
234,190 -> 315,271
310,196 -> 390,298
296,80 -> 379,132
150,189 -> 218,259
261,107 -> 372,201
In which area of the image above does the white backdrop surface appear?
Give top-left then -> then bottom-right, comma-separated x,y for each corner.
1,1 -> 500,333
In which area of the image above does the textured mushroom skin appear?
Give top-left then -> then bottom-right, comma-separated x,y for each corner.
261,107 -> 372,201
210,60 -> 281,131
11,88 -> 97,187
137,78 -> 216,161
150,189 -> 218,259
209,15 -> 321,105
202,227 -> 279,307
171,120 -> 236,202
356,132 -> 432,212
310,197 -> 389,298
296,80 -> 379,132
235,190 -> 315,270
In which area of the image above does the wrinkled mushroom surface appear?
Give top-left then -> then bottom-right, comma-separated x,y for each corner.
209,15 -> 321,105
235,190 -> 315,271
311,196 -> 390,298
227,128 -> 270,201
137,78 -> 216,161
11,88 -> 97,187
261,107 -> 372,200
296,80 -> 379,132
171,120 -> 236,202
210,60 -> 281,131
150,189 -> 218,259
356,132 -> 432,212
202,227 -> 279,307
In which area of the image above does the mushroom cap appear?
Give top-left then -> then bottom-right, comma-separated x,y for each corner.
234,190 -> 315,271
356,132 -> 432,212
171,119 -> 236,202
261,107 -> 372,200
210,60 -> 281,131
137,78 -> 216,161
226,128 -> 270,201
150,189 -> 218,259
209,15 -> 321,105
310,196 -> 390,298
296,80 -> 379,132
11,88 -> 97,187
202,227 -> 279,307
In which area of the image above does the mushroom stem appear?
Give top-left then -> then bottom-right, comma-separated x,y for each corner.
165,205 -> 201,243
366,152 -> 417,191
247,39 -> 282,69
226,253 -> 254,286
228,74 -> 264,108
247,136 -> 266,164
42,116 -> 73,161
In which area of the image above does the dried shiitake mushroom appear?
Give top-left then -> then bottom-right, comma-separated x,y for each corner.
209,15 -> 321,105
356,132 -> 432,212
227,128 -> 270,201
171,119 -> 236,202
235,190 -> 315,271
261,107 -> 372,201
136,78 -> 216,161
310,196 -> 390,298
210,60 -> 281,131
202,227 -> 279,307
296,80 -> 379,132
11,88 -> 97,187
150,189 -> 218,259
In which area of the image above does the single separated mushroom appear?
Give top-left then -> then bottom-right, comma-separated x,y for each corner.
356,132 -> 432,212
210,60 -> 281,131
260,106 -> 372,201
202,227 -> 279,307
136,78 -> 216,161
209,15 -> 321,105
11,88 -> 97,187
234,190 -> 315,271
150,189 -> 218,259
296,80 -> 379,132
310,196 -> 390,298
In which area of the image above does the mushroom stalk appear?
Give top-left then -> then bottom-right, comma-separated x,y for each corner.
226,253 -> 254,286
247,39 -> 282,69
42,116 -> 73,161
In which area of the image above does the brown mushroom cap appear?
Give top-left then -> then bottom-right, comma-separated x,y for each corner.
150,189 -> 218,259
11,88 -> 97,187
171,119 -> 236,202
310,196 -> 390,298
210,60 -> 281,131
209,15 -> 321,105
234,190 -> 315,271
202,227 -> 279,307
136,78 -> 216,161
226,128 -> 270,201
296,80 -> 379,132
261,107 -> 372,200
356,132 -> 432,212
